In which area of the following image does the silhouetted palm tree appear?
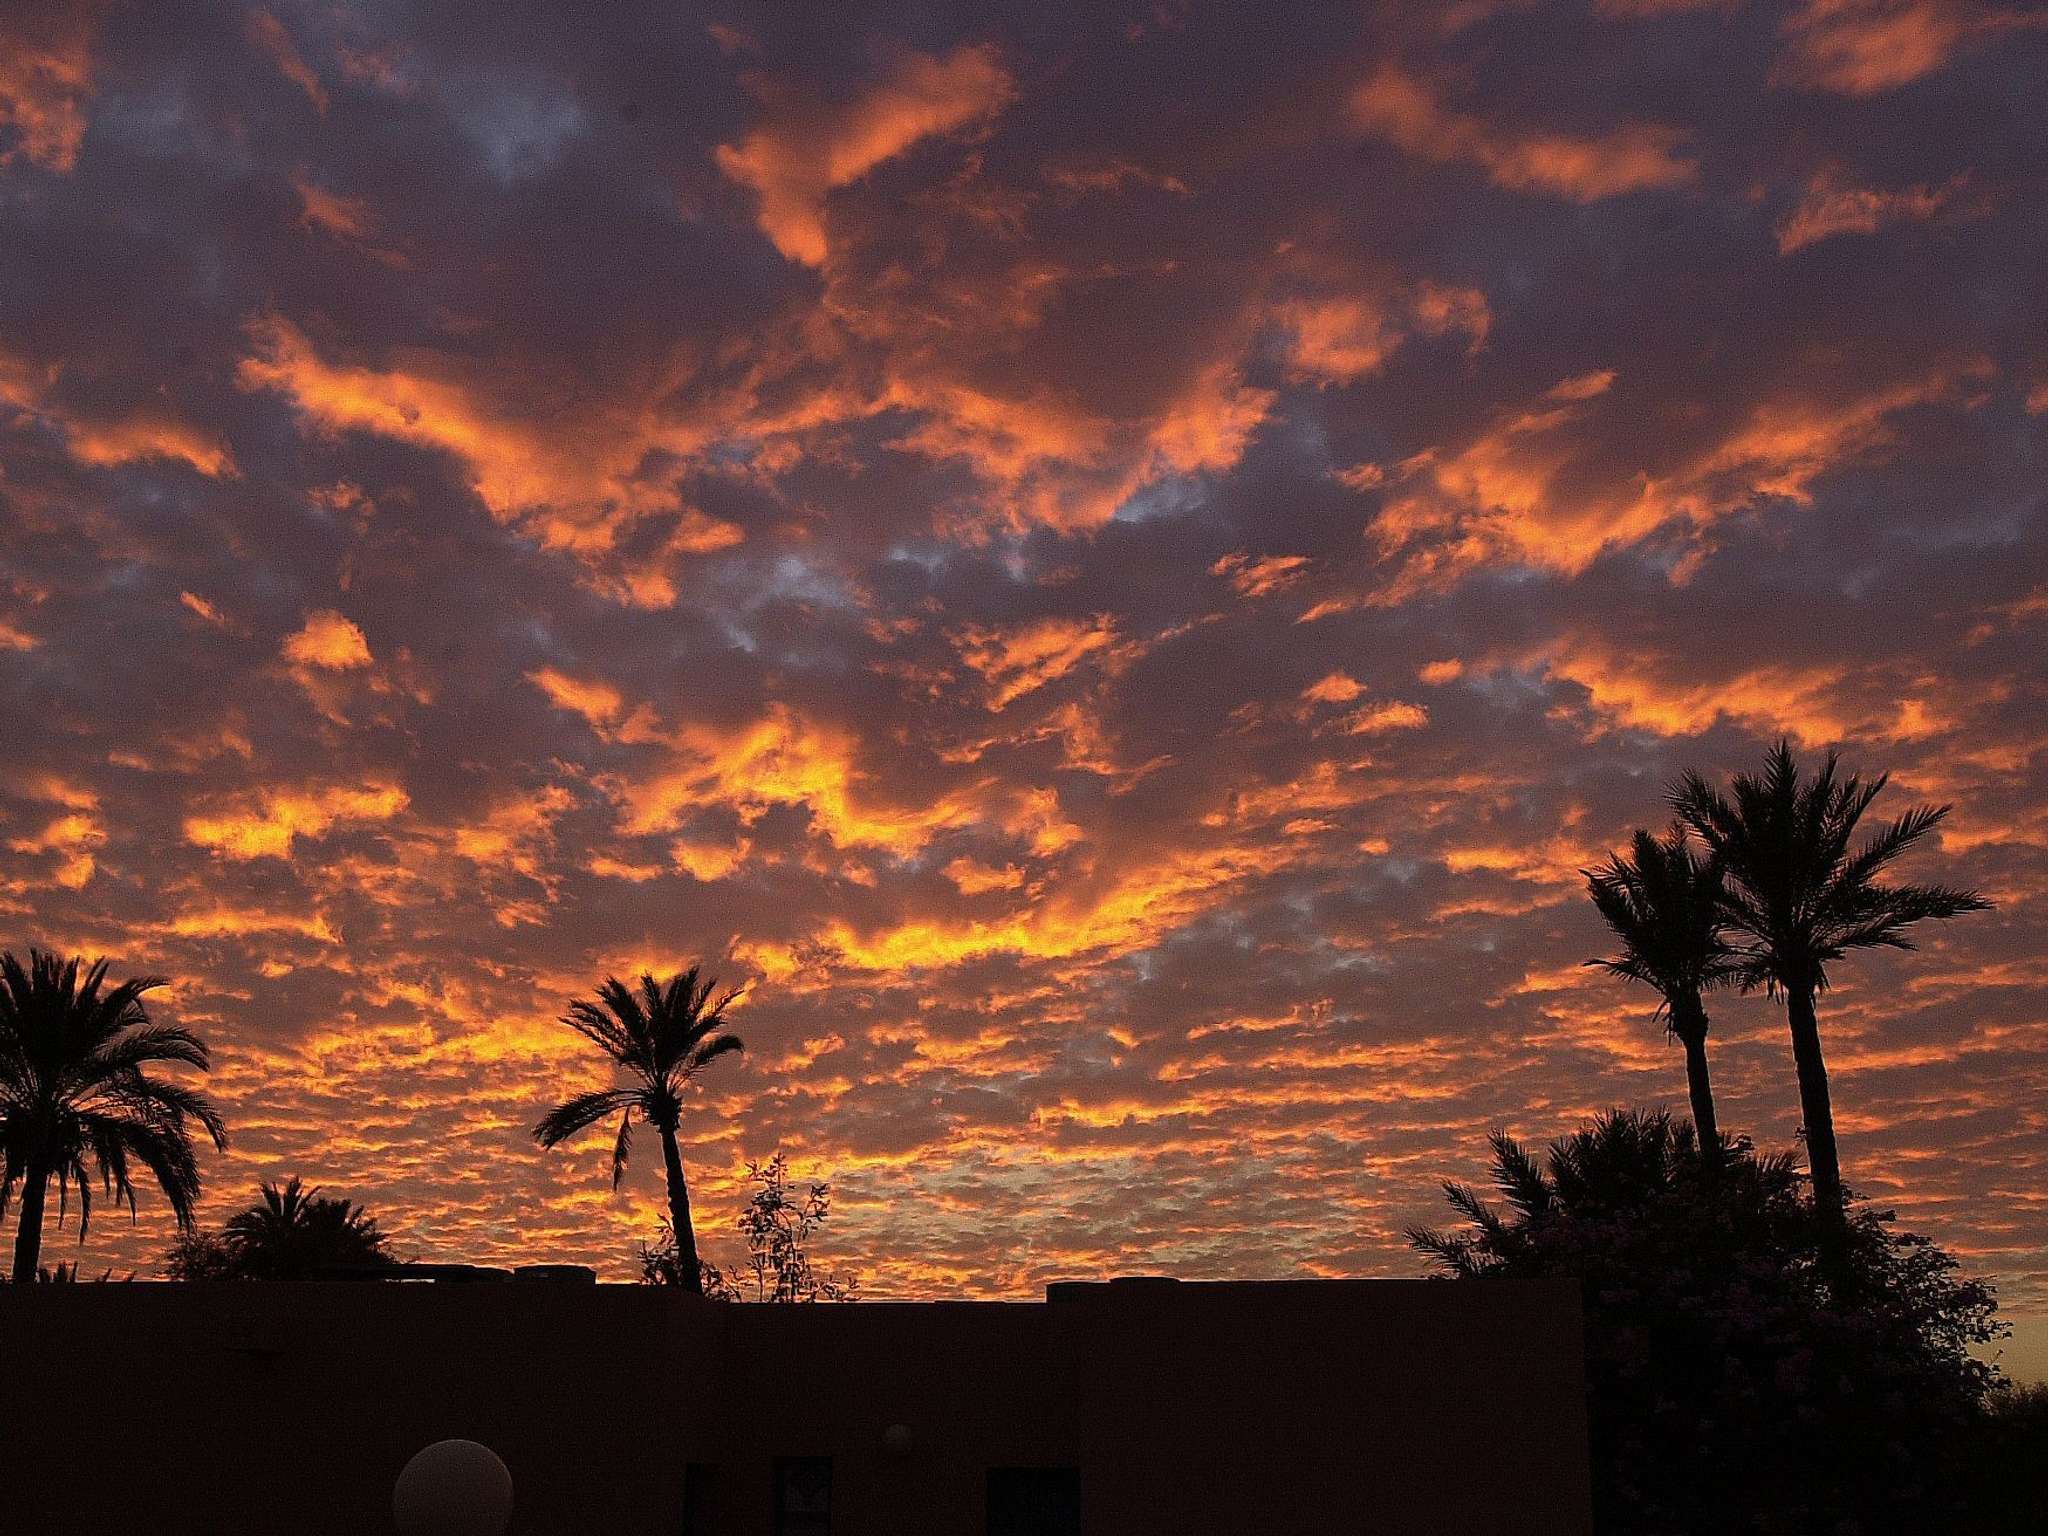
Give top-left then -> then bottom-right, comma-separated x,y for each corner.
220,1177 -> 394,1278
1584,825 -> 1736,1160
0,950 -> 227,1283
533,968 -> 743,1296
1408,1108 -> 1797,1277
1672,742 -> 1990,1221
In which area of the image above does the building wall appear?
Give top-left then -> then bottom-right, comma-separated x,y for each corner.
0,1277 -> 1592,1534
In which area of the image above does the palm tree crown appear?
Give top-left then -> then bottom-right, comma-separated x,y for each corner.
1670,741 -> 1990,1219
1671,741 -> 1988,997
1585,825 -> 1736,1004
221,1177 -> 394,1278
1584,824 -> 1736,1155
0,949 -> 228,1283
533,967 -> 743,1294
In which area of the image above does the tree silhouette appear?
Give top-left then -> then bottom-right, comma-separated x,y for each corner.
641,1154 -> 859,1301
730,1153 -> 857,1302
0,949 -> 227,1284
1672,742 -> 1990,1221
638,1225 -> 737,1297
1584,825 -> 1735,1160
533,967 -> 743,1296
1412,1108 -> 2002,1534
162,1176 -> 395,1279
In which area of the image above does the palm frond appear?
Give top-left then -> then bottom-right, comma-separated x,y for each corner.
531,1087 -> 636,1148
685,1031 -> 745,1076
610,1106 -> 636,1190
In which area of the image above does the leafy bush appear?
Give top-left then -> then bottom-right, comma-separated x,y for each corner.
1412,1109 -> 2003,1536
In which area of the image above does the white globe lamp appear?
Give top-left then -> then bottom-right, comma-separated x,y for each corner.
393,1439 -> 514,1536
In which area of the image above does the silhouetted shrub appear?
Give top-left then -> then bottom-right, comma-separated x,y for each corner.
160,1177 -> 396,1279
641,1154 -> 858,1301
1970,1383 -> 2048,1535
1412,1109 -> 2002,1536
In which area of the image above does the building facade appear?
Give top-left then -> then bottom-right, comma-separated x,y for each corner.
0,1276 -> 1593,1534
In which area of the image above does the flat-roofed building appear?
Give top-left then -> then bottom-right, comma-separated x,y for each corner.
0,1276 -> 1593,1534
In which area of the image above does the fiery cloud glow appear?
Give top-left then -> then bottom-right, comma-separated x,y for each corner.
0,1 -> 2043,1376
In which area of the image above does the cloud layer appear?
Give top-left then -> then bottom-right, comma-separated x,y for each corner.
1,2 -> 2044,1353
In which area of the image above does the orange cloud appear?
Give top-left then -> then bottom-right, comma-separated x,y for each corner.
953,615 -> 1136,709
236,314 -> 742,568
8,810 -> 104,888
248,9 -> 328,113
283,610 -> 373,671
1773,0 -> 2041,95
63,414 -> 237,477
160,903 -> 339,944
818,839 -> 1300,973
883,356 -> 1274,536
1329,700 -> 1430,736
291,171 -> 408,265
0,346 -> 235,476
184,781 -> 410,860
1143,362 -> 1274,479
294,174 -> 373,239
944,856 -> 1027,895
670,837 -> 753,883
1212,552 -> 1311,599
451,786 -> 573,876
1275,282 -> 1490,384
613,704 -> 988,857
1776,168 -> 1967,251
1363,362 -> 1987,595
1303,672 -> 1365,705
1533,634 -> 1963,744
715,45 -> 1016,265
527,666 -> 623,727
0,4 -> 99,172
1350,65 -> 1695,201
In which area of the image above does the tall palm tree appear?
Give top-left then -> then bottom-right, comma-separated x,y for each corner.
221,1177 -> 394,1278
1584,825 -> 1737,1161
0,949 -> 227,1283
1672,742 -> 1990,1221
533,968 -> 743,1295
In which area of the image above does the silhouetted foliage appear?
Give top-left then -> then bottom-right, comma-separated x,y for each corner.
1672,742 -> 1990,1219
533,967 -> 744,1297
161,1177 -> 396,1279
0,949 -> 227,1284
1971,1383 -> 2048,1535
641,1154 -> 858,1302
33,1260 -> 124,1283
1411,1109 -> 2004,1535
1584,825 -> 1735,1157
730,1154 -> 858,1303
160,1228 -> 239,1281
638,1223 -> 738,1298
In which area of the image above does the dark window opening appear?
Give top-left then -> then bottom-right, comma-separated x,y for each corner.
987,1466 -> 1081,1536
774,1456 -> 832,1536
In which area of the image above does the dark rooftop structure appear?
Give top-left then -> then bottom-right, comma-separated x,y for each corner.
2,1276 -> 1593,1534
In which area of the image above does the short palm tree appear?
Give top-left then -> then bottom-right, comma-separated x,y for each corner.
1672,742 -> 1990,1220
0,949 -> 227,1283
221,1177 -> 394,1278
1584,825 -> 1736,1161
533,968 -> 743,1295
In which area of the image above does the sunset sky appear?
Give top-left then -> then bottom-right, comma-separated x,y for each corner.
1,0 -> 2043,1366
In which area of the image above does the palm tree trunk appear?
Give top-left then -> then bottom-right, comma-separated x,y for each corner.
1786,984 -> 1845,1222
658,1125 -> 703,1296
1672,995 -> 1720,1166
10,1159 -> 50,1284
